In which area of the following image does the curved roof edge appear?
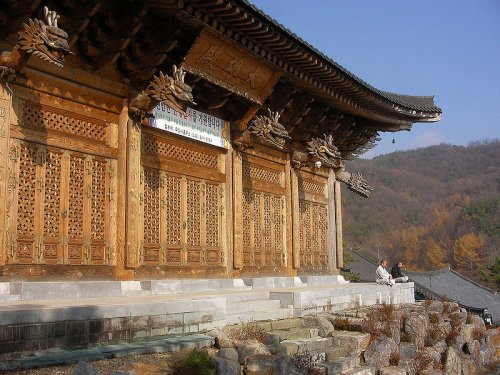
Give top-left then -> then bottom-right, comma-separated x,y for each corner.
238,0 -> 442,116
406,267 -> 498,295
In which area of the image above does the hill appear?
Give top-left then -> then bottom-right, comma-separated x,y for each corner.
342,140 -> 500,289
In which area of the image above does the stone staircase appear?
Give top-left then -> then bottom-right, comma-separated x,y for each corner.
0,277 -> 415,354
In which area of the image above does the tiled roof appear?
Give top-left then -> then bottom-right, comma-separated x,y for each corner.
406,268 -> 500,324
239,0 -> 442,115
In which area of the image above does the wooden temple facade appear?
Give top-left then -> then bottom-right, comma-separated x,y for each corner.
0,0 -> 441,280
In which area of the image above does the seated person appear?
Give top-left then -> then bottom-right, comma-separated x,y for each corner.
376,259 -> 395,286
390,261 -> 409,283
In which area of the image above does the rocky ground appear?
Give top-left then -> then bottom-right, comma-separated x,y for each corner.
1,301 -> 499,375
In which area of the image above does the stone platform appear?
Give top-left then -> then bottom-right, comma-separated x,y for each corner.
0,277 -> 414,354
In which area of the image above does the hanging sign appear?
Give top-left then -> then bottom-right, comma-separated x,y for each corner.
151,103 -> 230,149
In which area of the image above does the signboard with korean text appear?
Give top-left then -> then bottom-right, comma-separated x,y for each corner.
151,103 -> 230,149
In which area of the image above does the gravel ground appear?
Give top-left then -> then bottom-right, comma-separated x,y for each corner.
0,347 -> 205,375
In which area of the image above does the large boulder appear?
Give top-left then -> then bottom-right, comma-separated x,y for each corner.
404,313 -> 428,348
459,354 -> 478,375
398,342 -> 417,362
444,346 -> 463,375
363,337 -> 397,368
207,329 -> 235,348
217,347 -> 239,362
425,321 -> 451,346
330,331 -> 371,355
465,340 -> 481,365
432,340 -> 448,354
244,354 -> 288,375
236,340 -> 271,364
303,315 -> 334,337
212,356 -> 241,375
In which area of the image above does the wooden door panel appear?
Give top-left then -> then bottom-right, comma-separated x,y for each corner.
88,157 -> 108,265
40,148 -> 64,264
13,142 -> 38,264
67,154 -> 86,264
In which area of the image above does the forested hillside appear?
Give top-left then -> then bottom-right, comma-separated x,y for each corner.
342,140 -> 500,289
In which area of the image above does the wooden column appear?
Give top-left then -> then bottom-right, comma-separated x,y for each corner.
115,100 -> 133,278
125,115 -> 141,268
327,168 -> 337,273
0,84 -> 12,266
232,149 -> 243,269
225,145 -> 234,273
284,154 -> 294,273
334,177 -> 343,268
290,168 -> 301,269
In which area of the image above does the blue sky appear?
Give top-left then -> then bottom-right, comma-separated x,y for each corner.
251,0 -> 500,158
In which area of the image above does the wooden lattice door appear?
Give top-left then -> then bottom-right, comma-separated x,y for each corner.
296,171 -> 329,270
7,139 -> 115,265
241,153 -> 287,268
140,130 -> 226,268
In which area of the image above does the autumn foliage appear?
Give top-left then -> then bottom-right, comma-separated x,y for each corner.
343,140 -> 499,289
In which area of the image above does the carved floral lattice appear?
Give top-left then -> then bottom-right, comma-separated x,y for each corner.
68,155 -> 85,240
22,104 -> 107,141
205,183 -> 220,248
165,174 -> 181,246
242,162 -> 281,185
242,188 -> 285,267
186,179 -> 201,247
43,150 -> 61,238
143,169 -> 160,244
299,179 -> 325,196
91,159 -> 106,240
17,144 -> 37,237
143,137 -> 218,168
299,199 -> 328,267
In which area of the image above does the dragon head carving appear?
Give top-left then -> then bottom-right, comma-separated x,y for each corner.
248,109 -> 291,149
306,134 -> 342,168
147,66 -> 196,114
129,66 -> 196,121
19,7 -> 72,68
336,168 -> 373,198
1,7 -> 73,78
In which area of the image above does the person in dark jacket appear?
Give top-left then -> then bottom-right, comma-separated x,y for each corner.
390,261 -> 409,283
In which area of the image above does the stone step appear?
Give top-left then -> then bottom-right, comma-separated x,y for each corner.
225,291 -> 270,303
0,294 -> 21,301
278,337 -> 334,355
226,307 -> 292,325
227,299 -> 281,314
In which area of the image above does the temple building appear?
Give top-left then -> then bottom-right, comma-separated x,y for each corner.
0,0 -> 441,281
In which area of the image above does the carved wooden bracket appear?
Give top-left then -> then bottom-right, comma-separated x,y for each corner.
233,109 -> 291,151
128,65 -> 196,121
336,168 -> 373,198
0,7 -> 73,80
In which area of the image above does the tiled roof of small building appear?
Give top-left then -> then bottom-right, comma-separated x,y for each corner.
406,268 -> 500,324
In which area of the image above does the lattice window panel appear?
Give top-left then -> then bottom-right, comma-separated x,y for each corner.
242,162 -> 281,184
17,144 -> 37,237
299,179 -> 325,196
22,103 -> 107,141
142,137 -> 218,168
43,150 -> 62,238
205,183 -> 220,248
242,188 -> 285,267
186,179 -> 201,247
299,199 -> 328,267
165,174 -> 182,246
91,159 -> 106,241
143,169 -> 160,244
68,155 -> 85,241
